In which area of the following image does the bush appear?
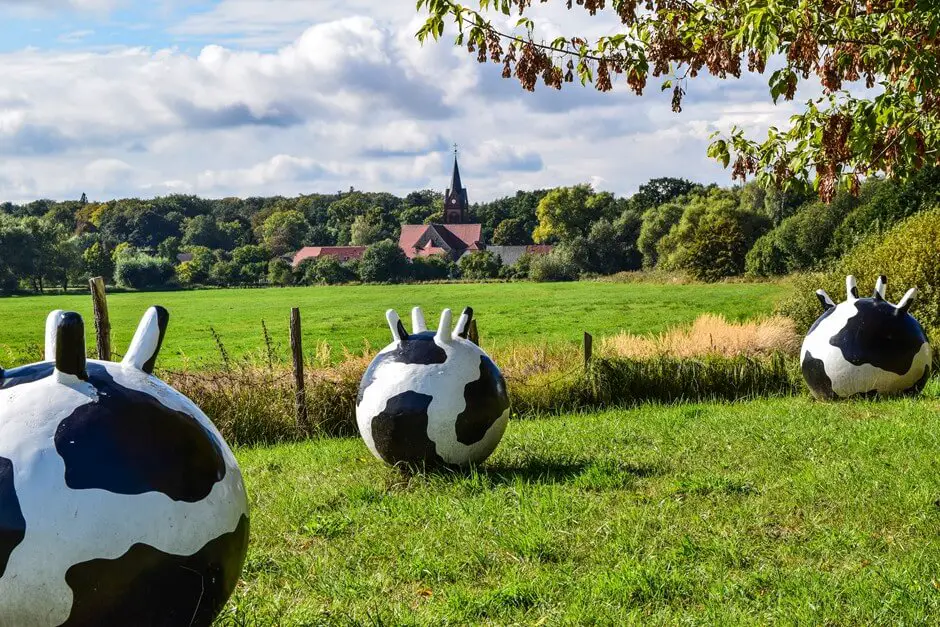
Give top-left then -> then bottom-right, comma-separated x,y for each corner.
746,192 -> 857,276
779,207 -> 940,339
114,253 -> 175,289
685,209 -> 763,281
499,252 -> 534,279
267,259 -> 294,286
176,246 -> 214,286
459,250 -> 502,279
412,254 -> 456,281
300,255 -> 357,285
529,249 -> 579,282
744,233 -> 788,277
360,240 -> 409,283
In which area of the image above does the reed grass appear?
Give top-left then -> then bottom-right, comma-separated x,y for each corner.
166,316 -> 807,447
600,313 -> 800,359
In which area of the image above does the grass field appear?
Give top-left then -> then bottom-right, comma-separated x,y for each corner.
222,393 -> 940,625
0,282 -> 784,370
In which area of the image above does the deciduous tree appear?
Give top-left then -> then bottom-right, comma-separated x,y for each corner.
417,1 -> 940,200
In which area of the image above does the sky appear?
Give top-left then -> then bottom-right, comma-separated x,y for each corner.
0,0 -> 801,203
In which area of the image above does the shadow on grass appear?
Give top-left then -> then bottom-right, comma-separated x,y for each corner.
391,456 -> 663,487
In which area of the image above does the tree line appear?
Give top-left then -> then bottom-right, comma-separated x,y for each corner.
1,169 -> 937,292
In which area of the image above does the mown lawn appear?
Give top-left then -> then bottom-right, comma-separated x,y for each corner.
221,395 -> 940,625
0,281 -> 783,370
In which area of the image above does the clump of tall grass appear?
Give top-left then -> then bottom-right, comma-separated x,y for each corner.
164,323 -> 808,447
600,314 -> 801,359
588,353 -> 802,408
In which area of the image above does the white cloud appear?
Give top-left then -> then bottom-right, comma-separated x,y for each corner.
0,2 -> 801,203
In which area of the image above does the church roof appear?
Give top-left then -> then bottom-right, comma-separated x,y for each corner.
448,155 -> 464,196
399,223 -> 482,259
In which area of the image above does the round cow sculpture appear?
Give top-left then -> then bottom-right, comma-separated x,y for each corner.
356,306 -> 510,468
801,275 -> 933,400
0,308 -> 249,626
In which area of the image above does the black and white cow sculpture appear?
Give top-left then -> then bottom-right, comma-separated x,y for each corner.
801,275 -> 933,400
356,306 -> 510,468
0,308 -> 249,626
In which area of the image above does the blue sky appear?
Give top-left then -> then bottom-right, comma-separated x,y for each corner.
0,1 -> 794,203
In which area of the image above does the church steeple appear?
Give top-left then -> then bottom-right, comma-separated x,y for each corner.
444,144 -> 468,224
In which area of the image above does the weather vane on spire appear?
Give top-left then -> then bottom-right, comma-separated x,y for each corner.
453,143 -> 458,157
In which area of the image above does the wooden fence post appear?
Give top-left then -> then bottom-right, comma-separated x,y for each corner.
468,319 -> 480,346
88,276 -> 111,361
583,332 -> 593,372
290,307 -> 309,430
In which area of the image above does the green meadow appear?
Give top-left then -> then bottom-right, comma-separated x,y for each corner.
221,394 -> 940,625
0,281 -> 784,370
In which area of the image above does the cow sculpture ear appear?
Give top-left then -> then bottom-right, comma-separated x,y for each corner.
815,289 -> 836,312
896,288 -> 917,315
411,306 -> 428,334
845,275 -> 859,300
55,312 -> 88,382
122,306 -> 169,374
44,309 -> 66,361
435,309 -> 453,343
453,307 -> 474,339
386,309 -> 409,342
873,275 -> 887,301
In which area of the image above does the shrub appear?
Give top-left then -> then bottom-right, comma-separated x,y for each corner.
176,246 -> 214,286
459,250 -> 502,279
412,254 -> 455,281
529,249 -> 579,282
499,252 -> 534,279
744,233 -> 788,277
779,207 -> 940,339
311,255 -> 356,285
685,211 -> 748,281
746,192 -> 857,276
360,239 -> 409,283
210,260 -> 240,286
267,258 -> 294,286
114,253 -> 175,289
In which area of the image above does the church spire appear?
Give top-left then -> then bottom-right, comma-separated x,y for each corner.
444,144 -> 468,224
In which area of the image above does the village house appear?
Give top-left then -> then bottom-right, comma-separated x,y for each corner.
290,149 -> 550,268
290,246 -> 367,268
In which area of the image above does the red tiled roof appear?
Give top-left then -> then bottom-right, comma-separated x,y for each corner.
526,245 -> 554,255
292,246 -> 367,267
398,223 -> 483,259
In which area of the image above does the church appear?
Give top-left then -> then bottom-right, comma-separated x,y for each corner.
291,149 -> 485,267
398,151 -> 484,262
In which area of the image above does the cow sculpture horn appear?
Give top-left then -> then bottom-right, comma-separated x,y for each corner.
44,309 -> 66,361
123,306 -> 170,374
435,309 -> 453,343
873,275 -> 887,301
815,289 -> 836,312
55,312 -> 88,381
846,275 -> 859,300
454,307 -> 474,339
411,306 -> 428,333
896,288 -> 917,315
386,309 -> 409,342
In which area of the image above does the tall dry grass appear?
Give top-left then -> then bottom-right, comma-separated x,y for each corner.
162,315 -> 808,447
600,314 -> 801,359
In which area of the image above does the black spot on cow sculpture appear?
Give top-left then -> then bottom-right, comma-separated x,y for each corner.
356,306 -> 510,468
801,275 -> 933,400
0,308 -> 249,626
